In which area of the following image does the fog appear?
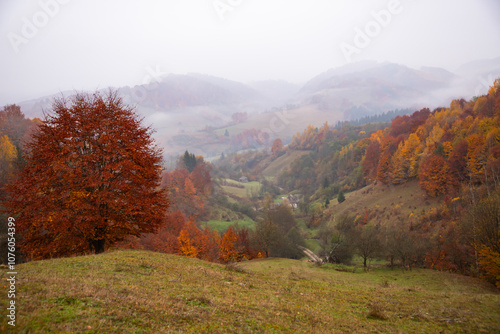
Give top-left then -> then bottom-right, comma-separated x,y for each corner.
1,0 -> 500,105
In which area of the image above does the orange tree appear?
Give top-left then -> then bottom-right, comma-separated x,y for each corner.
5,91 -> 168,259
419,154 -> 451,197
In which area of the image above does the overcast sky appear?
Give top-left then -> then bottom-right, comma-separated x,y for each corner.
1,0 -> 499,105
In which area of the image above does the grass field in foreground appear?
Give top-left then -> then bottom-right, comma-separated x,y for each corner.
1,250 -> 499,333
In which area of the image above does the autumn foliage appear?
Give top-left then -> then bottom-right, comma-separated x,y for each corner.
277,78 -> 500,285
229,128 -> 270,151
271,138 -> 284,157
5,91 -> 169,259
159,152 -> 213,220
0,105 -> 39,200
117,151 -> 263,263
120,208 -> 262,263
419,155 -> 450,197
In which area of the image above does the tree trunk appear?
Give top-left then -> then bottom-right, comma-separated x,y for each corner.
91,239 -> 105,254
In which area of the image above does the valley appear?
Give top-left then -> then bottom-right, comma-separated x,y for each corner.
1,2 -> 500,331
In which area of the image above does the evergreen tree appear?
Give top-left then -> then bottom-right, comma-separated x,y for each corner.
337,190 -> 346,203
183,150 -> 197,172
322,176 -> 329,189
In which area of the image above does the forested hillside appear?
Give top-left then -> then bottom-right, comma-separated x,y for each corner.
213,79 -> 500,286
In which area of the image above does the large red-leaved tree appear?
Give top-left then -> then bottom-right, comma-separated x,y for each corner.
6,91 -> 168,259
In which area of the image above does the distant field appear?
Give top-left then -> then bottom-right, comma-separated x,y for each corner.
201,217 -> 256,234
222,179 -> 261,198
4,250 -> 498,333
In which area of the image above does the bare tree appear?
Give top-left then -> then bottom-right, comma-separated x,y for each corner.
355,224 -> 381,268
254,195 -> 305,258
382,222 -> 423,270
320,214 -> 356,264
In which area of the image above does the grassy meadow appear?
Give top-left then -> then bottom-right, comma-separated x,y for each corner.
201,217 -> 256,234
1,249 -> 499,333
222,179 -> 261,199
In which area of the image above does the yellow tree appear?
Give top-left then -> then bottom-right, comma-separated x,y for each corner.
404,133 -> 423,178
468,196 -> 500,287
391,133 -> 422,184
425,124 -> 444,153
473,96 -> 490,116
467,134 -> 486,182
0,135 -> 17,186
370,130 -> 385,143
450,99 -> 463,115
442,141 -> 453,157
477,243 -> 500,288
301,124 -> 318,149
177,229 -> 198,258
390,146 -> 406,184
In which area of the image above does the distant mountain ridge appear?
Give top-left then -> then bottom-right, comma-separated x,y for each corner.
16,59 -> 500,120
248,80 -> 300,106
296,62 -> 459,118
119,73 -> 267,110
455,56 -> 500,77
12,58 -> 500,158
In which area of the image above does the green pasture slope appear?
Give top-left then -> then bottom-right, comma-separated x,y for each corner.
202,217 -> 256,234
